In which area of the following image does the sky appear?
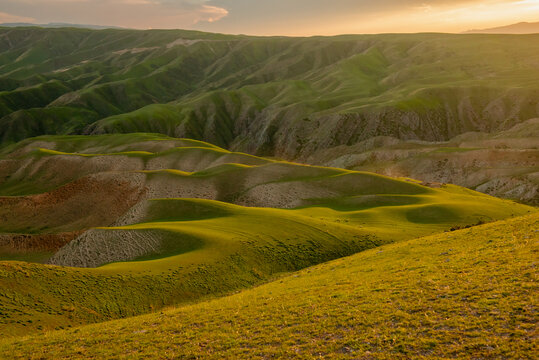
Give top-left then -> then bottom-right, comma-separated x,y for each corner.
0,0 -> 538,35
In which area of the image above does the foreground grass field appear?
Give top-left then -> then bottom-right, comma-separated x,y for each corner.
0,134 -> 535,337
2,213 -> 536,359
2,190 -> 530,337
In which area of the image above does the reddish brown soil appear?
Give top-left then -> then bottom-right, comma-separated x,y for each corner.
0,160 -> 19,183
0,231 -> 84,253
0,174 -> 146,235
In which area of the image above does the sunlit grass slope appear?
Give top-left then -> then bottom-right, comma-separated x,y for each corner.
0,133 -> 530,251
52,188 -> 531,270
0,191 -> 533,337
0,199 -> 375,336
2,213 -> 536,359
0,134 -> 535,337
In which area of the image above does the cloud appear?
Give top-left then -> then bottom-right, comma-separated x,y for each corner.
0,0 -> 228,28
0,11 -> 35,23
199,5 -> 228,23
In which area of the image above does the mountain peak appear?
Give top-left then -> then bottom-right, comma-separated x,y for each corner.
464,21 -> 539,34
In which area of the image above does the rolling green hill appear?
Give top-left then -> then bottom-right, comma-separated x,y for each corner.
2,212 -> 536,359
1,27 -> 538,202
0,134 -> 534,337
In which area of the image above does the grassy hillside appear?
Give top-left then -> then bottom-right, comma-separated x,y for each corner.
0,28 -> 536,356
0,28 -> 538,153
1,27 -> 538,202
1,134 -> 531,245
0,134 -> 534,337
0,198 -> 378,336
1,212 -> 536,359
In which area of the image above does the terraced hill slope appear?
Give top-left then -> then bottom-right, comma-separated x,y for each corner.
1,28 -> 538,202
0,134 -> 533,336
2,212 -> 536,359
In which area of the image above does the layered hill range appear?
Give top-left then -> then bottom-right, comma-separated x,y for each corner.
0,27 -> 538,203
0,134 -> 534,336
465,21 -> 539,34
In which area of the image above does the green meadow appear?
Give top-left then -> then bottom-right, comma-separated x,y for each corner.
1,212 -> 536,359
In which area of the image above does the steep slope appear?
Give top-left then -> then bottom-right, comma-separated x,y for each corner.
2,213 -> 536,359
307,118 -> 539,204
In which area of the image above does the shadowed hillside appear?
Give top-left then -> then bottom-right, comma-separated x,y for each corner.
1,27 -> 538,202
307,118 -> 539,204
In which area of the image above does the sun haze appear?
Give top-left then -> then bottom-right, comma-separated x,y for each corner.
0,0 -> 538,35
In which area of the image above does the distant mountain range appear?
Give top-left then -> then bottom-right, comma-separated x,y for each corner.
3,21 -> 538,34
0,27 -> 537,203
465,21 -> 539,34
0,22 -> 123,30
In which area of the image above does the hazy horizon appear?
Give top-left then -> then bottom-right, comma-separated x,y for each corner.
0,1 -> 538,36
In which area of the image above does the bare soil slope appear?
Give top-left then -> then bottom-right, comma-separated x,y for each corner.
307,119 -> 539,204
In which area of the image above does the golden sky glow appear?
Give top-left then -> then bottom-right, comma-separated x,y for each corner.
0,0 -> 538,35
342,0 -> 539,35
